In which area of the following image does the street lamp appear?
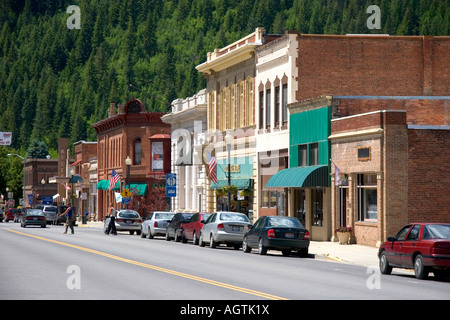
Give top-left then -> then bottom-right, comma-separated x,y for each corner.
225,133 -> 233,211
41,178 -> 46,203
125,156 -> 132,208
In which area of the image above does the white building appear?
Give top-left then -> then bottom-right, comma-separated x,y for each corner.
255,31 -> 299,218
162,89 -> 208,213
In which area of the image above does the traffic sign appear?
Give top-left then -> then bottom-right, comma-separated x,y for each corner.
166,173 -> 176,197
121,189 -> 132,198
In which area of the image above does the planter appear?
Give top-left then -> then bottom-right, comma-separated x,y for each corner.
337,231 -> 351,245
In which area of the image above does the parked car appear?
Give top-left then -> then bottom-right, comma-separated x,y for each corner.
199,211 -> 251,249
378,223 -> 450,280
243,216 -> 310,257
181,213 -> 212,244
21,209 -> 46,228
141,211 -> 175,239
35,205 -> 58,225
5,208 -> 19,222
0,207 -> 4,222
104,209 -> 143,235
166,212 -> 195,242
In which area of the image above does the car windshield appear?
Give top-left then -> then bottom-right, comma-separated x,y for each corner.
118,210 -> 140,218
267,217 -> 303,228
423,224 -> 450,240
26,210 -> 44,216
219,212 -> 249,222
45,207 -> 57,212
154,212 -> 175,219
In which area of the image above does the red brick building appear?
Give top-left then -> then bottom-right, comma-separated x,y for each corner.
329,96 -> 449,246
92,99 -> 171,220
295,35 -> 449,99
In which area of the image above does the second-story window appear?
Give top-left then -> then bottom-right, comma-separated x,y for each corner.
134,138 -> 142,165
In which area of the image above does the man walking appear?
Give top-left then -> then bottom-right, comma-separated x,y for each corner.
59,203 -> 75,234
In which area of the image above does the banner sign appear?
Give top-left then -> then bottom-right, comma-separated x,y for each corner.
0,132 -> 12,145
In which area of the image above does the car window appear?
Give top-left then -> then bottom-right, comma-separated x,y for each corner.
219,213 -> 249,222
206,213 -> 216,224
406,224 -> 421,241
155,212 -> 174,219
200,213 -> 211,221
423,224 -> 450,239
253,217 -> 265,228
118,211 -> 140,218
268,217 -> 302,228
44,207 -> 57,212
189,214 -> 199,223
395,225 -> 412,241
26,210 -> 44,216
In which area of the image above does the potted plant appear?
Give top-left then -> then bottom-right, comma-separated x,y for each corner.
336,226 -> 352,244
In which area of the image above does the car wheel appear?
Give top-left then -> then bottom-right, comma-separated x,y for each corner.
414,254 -> 429,279
298,248 -> 309,258
181,231 -> 188,243
148,227 -> 154,239
379,251 -> 392,275
175,230 -> 182,242
193,232 -> 198,245
140,228 -> 146,238
242,237 -> 251,253
199,233 -> 205,247
282,249 -> 290,256
258,238 -> 267,255
209,233 -> 217,248
166,230 -> 171,241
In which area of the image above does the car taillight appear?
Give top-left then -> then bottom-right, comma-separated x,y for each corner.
304,231 -> 310,240
217,223 -> 225,231
267,229 -> 276,238
154,221 -> 159,228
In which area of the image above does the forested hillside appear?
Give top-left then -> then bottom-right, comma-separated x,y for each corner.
1,0 -> 449,152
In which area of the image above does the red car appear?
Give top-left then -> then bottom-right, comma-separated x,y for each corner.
378,223 -> 450,280
181,213 -> 212,245
5,209 -> 19,222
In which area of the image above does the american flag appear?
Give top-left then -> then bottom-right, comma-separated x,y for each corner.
207,151 -> 218,184
108,169 -> 120,191
61,183 -> 71,190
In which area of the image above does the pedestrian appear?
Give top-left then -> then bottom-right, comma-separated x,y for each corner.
105,203 -> 117,235
59,203 -> 75,234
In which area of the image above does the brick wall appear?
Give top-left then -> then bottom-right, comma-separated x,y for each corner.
296,35 -> 450,101
408,128 -> 450,222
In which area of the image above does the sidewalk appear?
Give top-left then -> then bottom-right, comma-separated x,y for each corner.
78,220 -> 381,268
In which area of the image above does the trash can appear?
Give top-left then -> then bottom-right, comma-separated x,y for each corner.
82,211 -> 88,224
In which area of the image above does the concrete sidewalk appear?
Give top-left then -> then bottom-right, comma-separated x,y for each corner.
78,220 -> 381,268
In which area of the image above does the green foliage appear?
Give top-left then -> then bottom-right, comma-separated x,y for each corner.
0,0 -> 448,154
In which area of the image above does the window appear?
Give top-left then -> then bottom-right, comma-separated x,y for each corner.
265,88 -> 271,129
134,139 -> 142,165
406,225 -> 421,241
229,84 -> 235,129
298,145 -> 307,166
274,86 -> 280,127
311,189 -> 323,226
237,81 -> 244,128
309,143 -> 318,166
245,78 -> 253,126
151,141 -> 164,171
282,83 -> 288,125
357,174 -> 377,222
259,91 -> 264,129
261,190 -> 277,208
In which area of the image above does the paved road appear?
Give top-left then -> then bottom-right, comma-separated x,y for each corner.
1,222 -> 449,303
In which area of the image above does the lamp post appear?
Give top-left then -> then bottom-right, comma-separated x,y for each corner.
41,178 -> 45,204
225,133 -> 233,211
125,156 -> 132,208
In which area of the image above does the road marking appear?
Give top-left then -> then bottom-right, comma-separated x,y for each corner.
7,229 -> 288,300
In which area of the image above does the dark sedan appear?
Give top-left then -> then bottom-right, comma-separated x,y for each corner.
21,209 -> 46,228
166,212 -> 195,242
243,216 -> 310,257
378,223 -> 450,280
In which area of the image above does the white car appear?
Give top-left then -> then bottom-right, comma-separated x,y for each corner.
104,210 -> 142,235
141,211 -> 175,239
199,211 -> 251,249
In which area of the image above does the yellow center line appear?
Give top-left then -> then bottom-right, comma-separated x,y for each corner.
7,229 -> 288,300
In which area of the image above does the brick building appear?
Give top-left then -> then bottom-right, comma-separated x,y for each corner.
329,96 -> 449,246
92,99 -> 171,221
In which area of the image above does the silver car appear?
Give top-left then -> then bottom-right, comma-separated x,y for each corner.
141,211 -> 175,239
199,211 -> 251,249
104,209 -> 143,235
35,205 -> 58,225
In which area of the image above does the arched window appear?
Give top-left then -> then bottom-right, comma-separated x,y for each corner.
134,139 -> 142,165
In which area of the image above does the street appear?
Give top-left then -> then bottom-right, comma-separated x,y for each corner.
1,222 -> 449,304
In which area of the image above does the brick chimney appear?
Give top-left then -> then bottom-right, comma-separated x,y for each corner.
109,102 -> 116,117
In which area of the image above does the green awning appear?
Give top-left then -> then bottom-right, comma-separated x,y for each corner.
266,165 -> 329,188
211,179 -> 253,190
96,179 -> 120,190
125,183 -> 148,196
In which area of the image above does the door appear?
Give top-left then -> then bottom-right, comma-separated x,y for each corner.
400,224 -> 421,267
388,225 -> 412,266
